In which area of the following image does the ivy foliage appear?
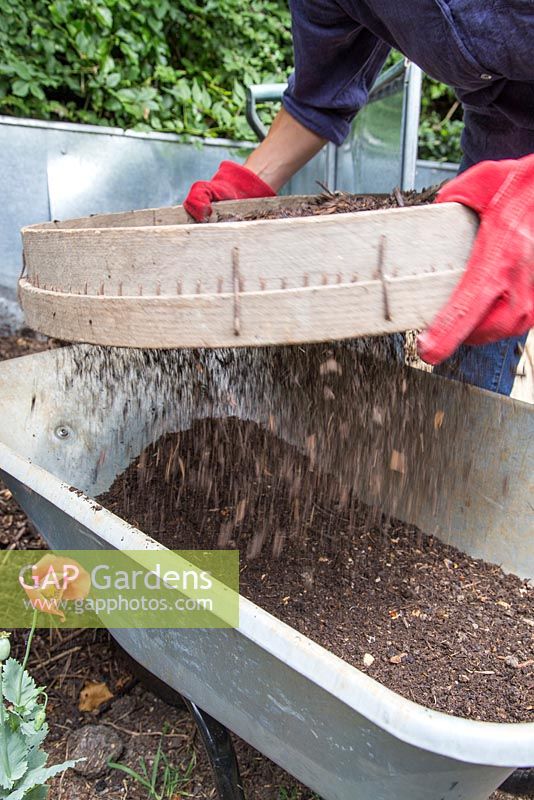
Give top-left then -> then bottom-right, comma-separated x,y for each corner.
0,0 -> 461,159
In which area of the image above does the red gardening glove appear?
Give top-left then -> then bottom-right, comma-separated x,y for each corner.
417,154 -> 534,365
183,160 -> 276,222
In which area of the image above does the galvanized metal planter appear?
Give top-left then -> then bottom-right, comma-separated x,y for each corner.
0,346 -> 532,800
0,116 -> 255,327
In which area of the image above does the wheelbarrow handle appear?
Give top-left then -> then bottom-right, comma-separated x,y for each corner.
245,83 -> 287,141
244,62 -> 406,142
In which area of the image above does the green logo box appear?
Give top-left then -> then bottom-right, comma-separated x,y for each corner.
0,550 -> 239,629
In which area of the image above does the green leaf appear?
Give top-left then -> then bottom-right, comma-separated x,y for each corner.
0,726 -> 27,790
11,79 -> 29,97
21,786 -> 48,800
2,659 -> 42,711
5,753 -> 79,800
172,79 -> 191,102
105,72 -> 121,88
93,6 -> 112,28
108,760 -> 153,790
29,84 -> 45,100
13,62 -> 31,81
191,80 -> 203,106
153,0 -> 169,20
20,718 -> 48,750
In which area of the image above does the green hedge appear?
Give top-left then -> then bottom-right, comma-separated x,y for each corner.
419,77 -> 463,163
0,0 -> 292,140
0,0 -> 462,160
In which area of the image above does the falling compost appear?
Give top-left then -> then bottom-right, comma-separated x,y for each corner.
88,340 -> 533,726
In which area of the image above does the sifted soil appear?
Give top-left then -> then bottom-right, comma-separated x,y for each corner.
99,416 -> 534,724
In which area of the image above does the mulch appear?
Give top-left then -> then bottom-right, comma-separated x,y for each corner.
215,186 -> 440,222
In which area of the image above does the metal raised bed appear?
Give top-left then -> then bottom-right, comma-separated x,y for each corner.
0,344 -> 532,800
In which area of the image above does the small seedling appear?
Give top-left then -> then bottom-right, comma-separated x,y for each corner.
278,789 -> 321,800
109,733 -> 195,799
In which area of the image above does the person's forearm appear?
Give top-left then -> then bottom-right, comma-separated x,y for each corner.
244,108 -> 327,192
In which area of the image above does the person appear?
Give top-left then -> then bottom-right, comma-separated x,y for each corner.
184,0 -> 534,396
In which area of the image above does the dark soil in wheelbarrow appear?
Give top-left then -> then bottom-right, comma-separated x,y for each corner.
99,416 -> 534,725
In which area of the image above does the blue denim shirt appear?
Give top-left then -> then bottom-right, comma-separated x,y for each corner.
282,0 -> 534,167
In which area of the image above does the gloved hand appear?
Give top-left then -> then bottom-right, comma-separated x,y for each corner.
183,160 -> 276,222
417,154 -> 534,365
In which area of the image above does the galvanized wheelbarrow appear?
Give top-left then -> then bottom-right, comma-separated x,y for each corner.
0,343 -> 532,800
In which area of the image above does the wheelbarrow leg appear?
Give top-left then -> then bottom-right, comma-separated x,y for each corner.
183,697 -> 246,800
111,645 -> 245,798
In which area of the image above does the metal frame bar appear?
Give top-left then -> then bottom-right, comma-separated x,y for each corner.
400,62 -> 423,190
245,83 -> 287,142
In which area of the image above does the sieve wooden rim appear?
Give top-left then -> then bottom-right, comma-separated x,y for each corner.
19,197 -> 478,349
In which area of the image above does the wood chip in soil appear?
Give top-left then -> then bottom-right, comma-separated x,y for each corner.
98,417 -> 534,724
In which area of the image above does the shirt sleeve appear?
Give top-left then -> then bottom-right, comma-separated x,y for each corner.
460,102 -> 534,171
282,0 -> 391,145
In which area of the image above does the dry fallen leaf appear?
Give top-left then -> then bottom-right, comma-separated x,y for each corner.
79,680 -> 114,712
389,652 -> 407,665
115,675 -> 132,692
